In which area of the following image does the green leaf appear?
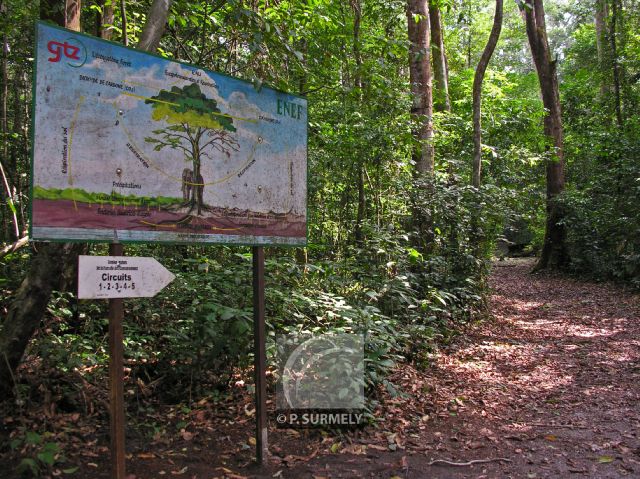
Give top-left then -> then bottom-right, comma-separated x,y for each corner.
25,431 -> 42,445
37,450 -> 56,466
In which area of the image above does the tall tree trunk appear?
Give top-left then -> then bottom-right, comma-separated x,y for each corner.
472,0 -> 503,188
407,0 -> 434,253
466,0 -> 472,68
65,0 -> 81,31
120,0 -> 129,46
520,0 -> 568,271
429,5 -> 450,113
351,0 -> 366,245
407,0 -> 434,177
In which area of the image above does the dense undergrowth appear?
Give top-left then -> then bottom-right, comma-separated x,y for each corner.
1,179 -> 510,414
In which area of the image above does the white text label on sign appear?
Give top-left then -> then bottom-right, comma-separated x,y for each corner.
78,255 -> 175,299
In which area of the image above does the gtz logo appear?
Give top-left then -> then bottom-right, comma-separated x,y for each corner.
47,38 -> 86,68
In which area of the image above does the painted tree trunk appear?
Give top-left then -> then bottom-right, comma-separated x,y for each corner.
193,159 -> 203,215
521,0 -> 568,271
472,0 -> 503,188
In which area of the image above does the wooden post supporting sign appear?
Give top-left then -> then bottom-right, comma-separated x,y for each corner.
78,247 -> 175,478
108,242 -> 126,479
252,246 -> 268,464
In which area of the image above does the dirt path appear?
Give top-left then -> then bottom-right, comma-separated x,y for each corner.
276,258 -> 640,478
4,259 -> 640,478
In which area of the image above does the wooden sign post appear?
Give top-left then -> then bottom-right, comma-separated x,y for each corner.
253,246 -> 268,464
78,248 -> 175,478
108,243 -> 126,479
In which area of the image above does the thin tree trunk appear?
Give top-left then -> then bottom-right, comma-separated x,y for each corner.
120,0 -> 128,46
429,5 -> 450,113
0,2 -> 7,171
430,4 -> 454,180
466,0 -> 472,68
12,69 -> 25,230
351,0 -> 366,245
407,0 -> 434,177
19,70 -> 29,229
472,0 -> 503,188
609,0 -> 623,127
595,0 -> 609,97
520,0 -> 568,271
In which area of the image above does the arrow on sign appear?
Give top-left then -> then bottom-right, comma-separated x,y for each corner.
78,255 -> 175,299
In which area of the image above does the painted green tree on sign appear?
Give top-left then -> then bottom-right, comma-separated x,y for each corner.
144,82 -> 239,215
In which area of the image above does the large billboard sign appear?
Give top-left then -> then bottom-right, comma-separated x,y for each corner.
31,22 -> 307,245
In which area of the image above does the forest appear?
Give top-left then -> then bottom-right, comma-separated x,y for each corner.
1,0 -> 639,477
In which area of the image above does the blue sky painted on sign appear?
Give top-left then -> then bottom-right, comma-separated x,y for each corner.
33,22 -> 307,215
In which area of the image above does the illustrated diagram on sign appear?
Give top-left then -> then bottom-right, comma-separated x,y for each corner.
31,22 -> 307,245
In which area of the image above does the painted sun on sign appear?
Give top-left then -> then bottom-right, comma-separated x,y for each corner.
31,21 -> 307,245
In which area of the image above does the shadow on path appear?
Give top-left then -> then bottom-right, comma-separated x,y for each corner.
281,258 -> 640,478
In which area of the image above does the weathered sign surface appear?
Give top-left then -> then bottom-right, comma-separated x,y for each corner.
78,255 -> 175,299
31,21 -> 307,245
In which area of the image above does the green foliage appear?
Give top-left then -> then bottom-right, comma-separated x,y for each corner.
32,186 -> 182,207
558,4 -> 640,287
145,83 -> 236,132
560,132 -> 640,286
10,429 -> 72,478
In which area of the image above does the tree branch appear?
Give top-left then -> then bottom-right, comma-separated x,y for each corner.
0,236 -> 28,259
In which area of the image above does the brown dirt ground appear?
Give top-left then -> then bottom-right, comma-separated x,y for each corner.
2,258 -> 640,478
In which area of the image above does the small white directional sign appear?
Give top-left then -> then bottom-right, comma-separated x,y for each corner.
78,255 -> 175,299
